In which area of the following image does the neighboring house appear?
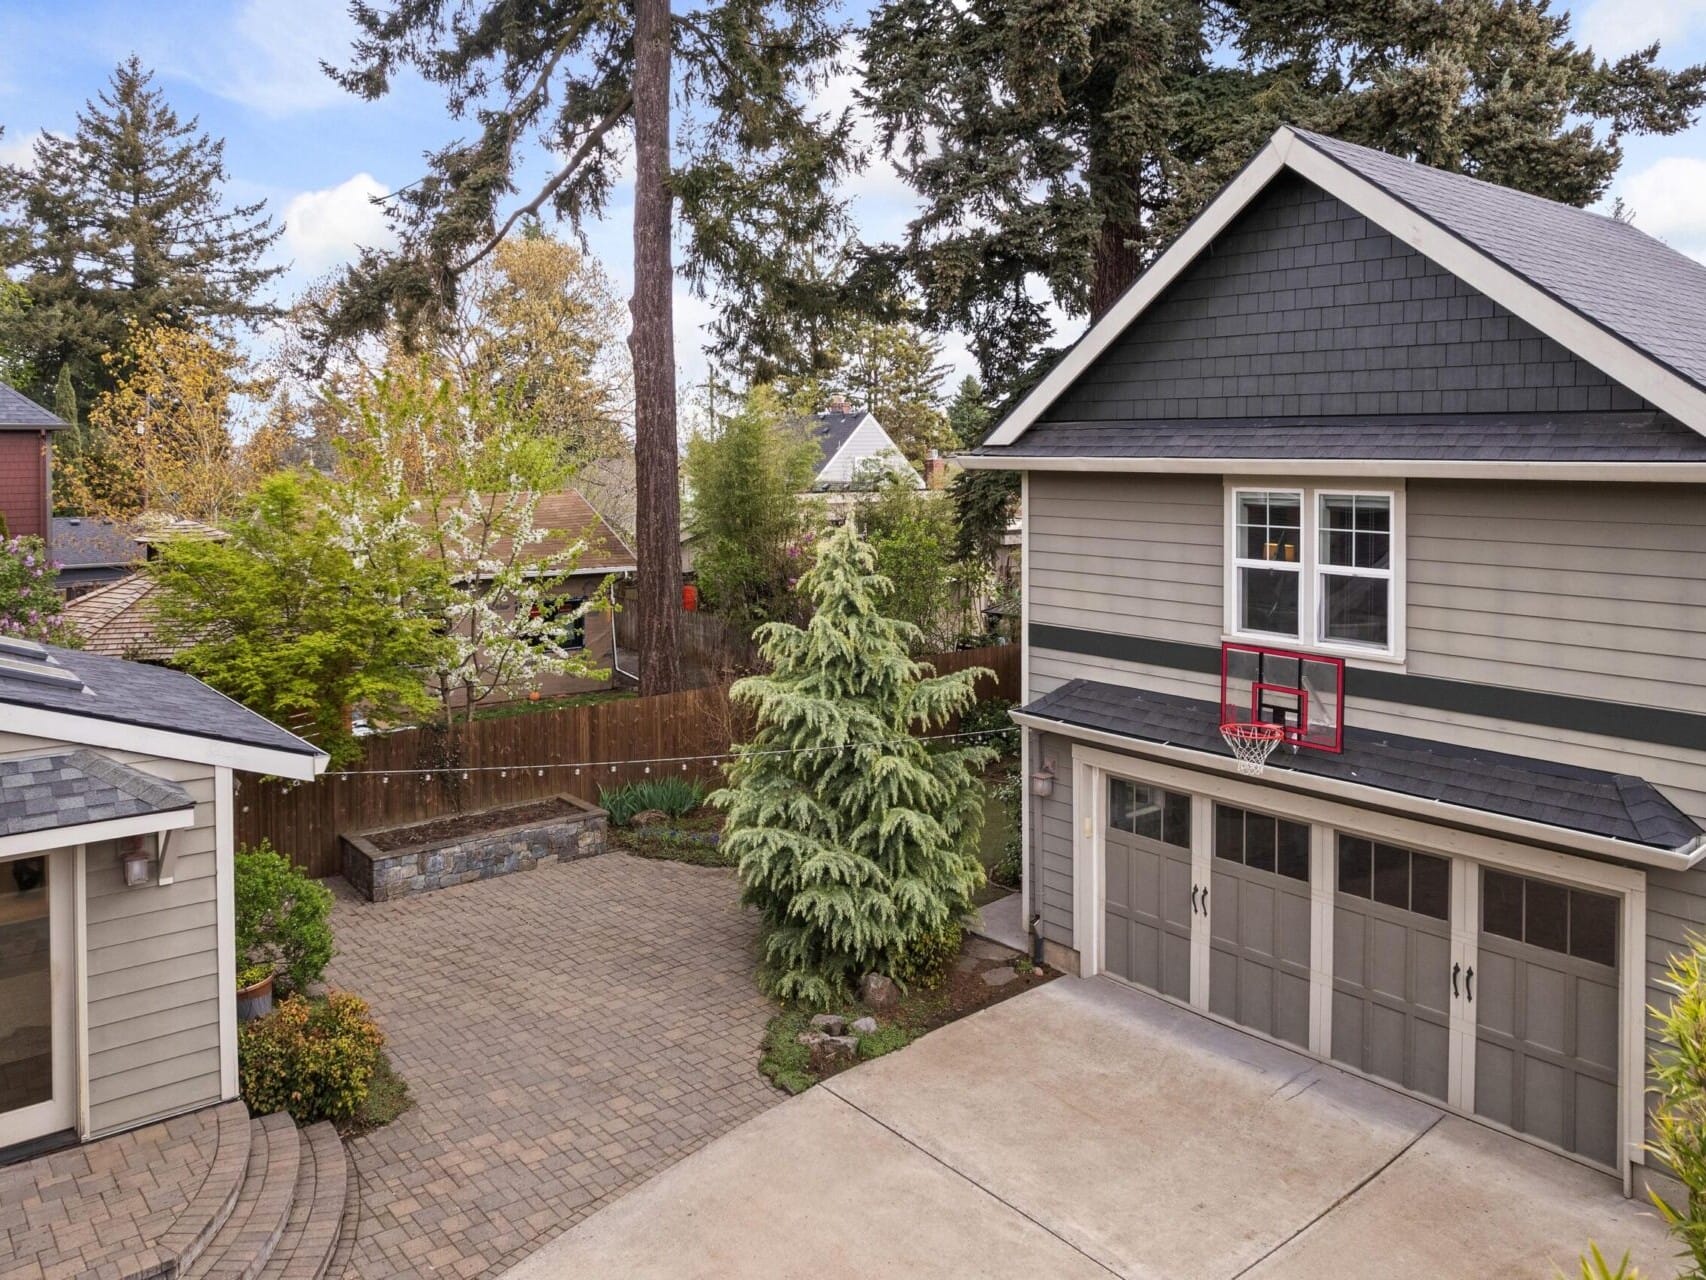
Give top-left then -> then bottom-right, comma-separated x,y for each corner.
53,513 -> 224,598
806,408 -> 921,491
963,125 -> 1706,1197
427,488 -> 638,701
0,385 -> 63,554
62,572 -> 175,661
0,636 -> 325,1155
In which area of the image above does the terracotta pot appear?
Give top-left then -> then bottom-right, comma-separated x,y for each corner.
237,972 -> 275,1023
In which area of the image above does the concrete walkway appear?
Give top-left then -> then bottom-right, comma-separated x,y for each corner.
507,977 -> 1672,1280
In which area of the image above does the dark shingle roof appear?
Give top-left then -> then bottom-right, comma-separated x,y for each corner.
1292,129 -> 1706,396
810,410 -> 867,477
0,643 -> 321,760
0,748 -> 192,839
51,517 -> 142,570
1021,679 -> 1702,853
0,383 -> 67,431
968,412 -> 1706,462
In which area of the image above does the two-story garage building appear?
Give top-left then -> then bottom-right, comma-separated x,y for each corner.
962,126 -> 1706,1197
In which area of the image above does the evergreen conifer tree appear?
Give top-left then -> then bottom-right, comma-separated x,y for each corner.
718,519 -> 994,1006
0,57 -> 282,409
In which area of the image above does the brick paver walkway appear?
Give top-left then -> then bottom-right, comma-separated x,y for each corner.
327,852 -> 781,1279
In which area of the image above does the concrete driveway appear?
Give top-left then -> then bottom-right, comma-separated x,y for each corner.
506,977 -> 1672,1279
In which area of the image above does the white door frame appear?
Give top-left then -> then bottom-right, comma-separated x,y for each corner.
0,846 -> 79,1149
1069,742 -> 1649,1189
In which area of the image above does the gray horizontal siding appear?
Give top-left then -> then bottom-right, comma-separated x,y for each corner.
1033,732 -> 1076,948
1045,171 -> 1648,423
83,759 -> 223,1137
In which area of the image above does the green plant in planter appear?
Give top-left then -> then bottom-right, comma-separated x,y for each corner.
235,841 -> 333,995
237,962 -> 274,990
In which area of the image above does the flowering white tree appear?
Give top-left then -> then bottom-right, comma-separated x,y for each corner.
326,363 -> 613,741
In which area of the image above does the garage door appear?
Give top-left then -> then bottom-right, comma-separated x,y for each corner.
1209,804 -> 1311,1049
1474,870 -> 1620,1166
1330,837 -> 1451,1102
1104,778 -> 1193,1002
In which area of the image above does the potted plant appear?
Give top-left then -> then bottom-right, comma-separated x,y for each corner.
237,963 -> 275,1022
234,841 -> 334,1024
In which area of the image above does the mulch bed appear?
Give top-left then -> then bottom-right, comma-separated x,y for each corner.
364,796 -> 583,851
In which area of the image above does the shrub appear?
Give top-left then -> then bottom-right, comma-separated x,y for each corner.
235,842 -> 334,995
599,776 -> 707,826
1649,934 -> 1706,1272
958,697 -> 1015,751
889,921 -> 963,991
238,993 -> 384,1124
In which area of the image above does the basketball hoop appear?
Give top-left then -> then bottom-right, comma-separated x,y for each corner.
1221,722 -> 1285,776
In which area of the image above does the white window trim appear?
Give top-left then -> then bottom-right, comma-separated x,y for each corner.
1223,479 -> 1407,663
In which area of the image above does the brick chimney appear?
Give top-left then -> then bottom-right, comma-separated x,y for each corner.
923,449 -> 947,490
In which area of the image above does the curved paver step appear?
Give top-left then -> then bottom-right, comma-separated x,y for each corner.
186,1112 -> 300,1280
134,1099 -> 254,1279
318,1144 -> 360,1280
257,1122 -> 347,1280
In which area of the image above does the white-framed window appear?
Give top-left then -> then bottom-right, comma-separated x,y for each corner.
1224,483 -> 1404,659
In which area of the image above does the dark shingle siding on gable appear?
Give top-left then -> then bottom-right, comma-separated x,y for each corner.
1045,173 -> 1650,424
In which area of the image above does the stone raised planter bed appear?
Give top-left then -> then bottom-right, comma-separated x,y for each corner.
341,794 -> 607,902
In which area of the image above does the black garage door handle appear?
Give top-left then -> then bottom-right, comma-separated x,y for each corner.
1452,962 -> 1460,998
1191,885 -> 1200,915
1466,967 -> 1474,1003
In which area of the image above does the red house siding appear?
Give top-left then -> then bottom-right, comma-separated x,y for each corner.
0,431 -> 52,545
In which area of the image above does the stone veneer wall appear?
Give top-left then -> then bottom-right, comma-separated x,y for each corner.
341,795 -> 607,902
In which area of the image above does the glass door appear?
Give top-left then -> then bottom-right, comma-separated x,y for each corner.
0,849 -> 75,1148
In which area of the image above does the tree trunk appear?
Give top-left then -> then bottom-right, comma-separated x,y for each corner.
627,0 -> 683,696
1089,217 -> 1144,322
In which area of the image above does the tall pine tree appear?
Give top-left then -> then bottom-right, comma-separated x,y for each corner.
0,58 -> 283,413
316,0 -> 855,695
718,519 -> 993,1006
861,0 -> 1706,393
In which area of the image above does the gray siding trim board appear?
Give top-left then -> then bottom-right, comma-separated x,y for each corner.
1029,624 -> 1706,753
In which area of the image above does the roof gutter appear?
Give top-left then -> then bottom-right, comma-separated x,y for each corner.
955,454 -> 1706,482
1011,709 -> 1706,872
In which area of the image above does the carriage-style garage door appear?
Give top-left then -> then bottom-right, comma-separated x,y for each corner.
1474,870 -> 1621,1167
1208,804 -> 1312,1050
1330,837 -> 1452,1103
1103,779 -> 1193,1003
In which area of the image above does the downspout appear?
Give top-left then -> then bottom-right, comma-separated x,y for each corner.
610,602 -> 639,684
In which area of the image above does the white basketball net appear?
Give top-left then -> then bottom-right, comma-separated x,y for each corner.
1221,723 -> 1285,776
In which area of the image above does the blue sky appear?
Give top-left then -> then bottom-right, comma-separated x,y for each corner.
6,0 -> 1706,395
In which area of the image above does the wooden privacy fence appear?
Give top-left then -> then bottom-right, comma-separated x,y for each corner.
236,642 -> 1020,878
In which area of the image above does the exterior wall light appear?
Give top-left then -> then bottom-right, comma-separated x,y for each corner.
1030,761 -> 1056,799
118,835 -> 155,888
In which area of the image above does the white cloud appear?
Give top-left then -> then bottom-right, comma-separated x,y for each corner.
165,0 -> 358,116
0,129 -> 42,170
281,172 -> 395,277
1614,155 -> 1706,262
1574,0 -> 1706,58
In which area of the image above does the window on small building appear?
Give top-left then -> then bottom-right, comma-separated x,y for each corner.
1226,484 -> 1403,658
1214,803 -> 1309,882
1108,777 -> 1191,848
530,596 -> 588,651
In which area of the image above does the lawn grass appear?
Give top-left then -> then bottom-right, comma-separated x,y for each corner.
612,809 -> 733,868
472,689 -> 637,721
342,1050 -> 414,1137
759,1011 -> 816,1094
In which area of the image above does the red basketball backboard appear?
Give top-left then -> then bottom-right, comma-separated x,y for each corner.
1220,643 -> 1345,753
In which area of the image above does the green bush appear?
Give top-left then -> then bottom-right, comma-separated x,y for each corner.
889,921 -> 963,991
599,776 -> 708,826
958,697 -> 1015,751
1649,934 -> 1706,1272
238,993 -> 384,1124
235,842 -> 334,995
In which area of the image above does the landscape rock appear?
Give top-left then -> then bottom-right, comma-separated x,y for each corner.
809,1013 -> 847,1035
796,1031 -> 858,1056
631,809 -> 668,827
981,966 -> 1019,988
849,1016 -> 878,1035
860,973 -> 899,1010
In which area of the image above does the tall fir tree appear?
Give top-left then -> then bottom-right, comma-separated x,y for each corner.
316,0 -> 855,695
860,0 -> 1706,393
0,57 -> 283,412
717,519 -> 993,1006
944,376 -> 1017,570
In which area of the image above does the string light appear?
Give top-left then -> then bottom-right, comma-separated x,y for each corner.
317,726 -> 1018,779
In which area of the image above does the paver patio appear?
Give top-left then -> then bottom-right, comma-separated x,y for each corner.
325,851 -> 781,1279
